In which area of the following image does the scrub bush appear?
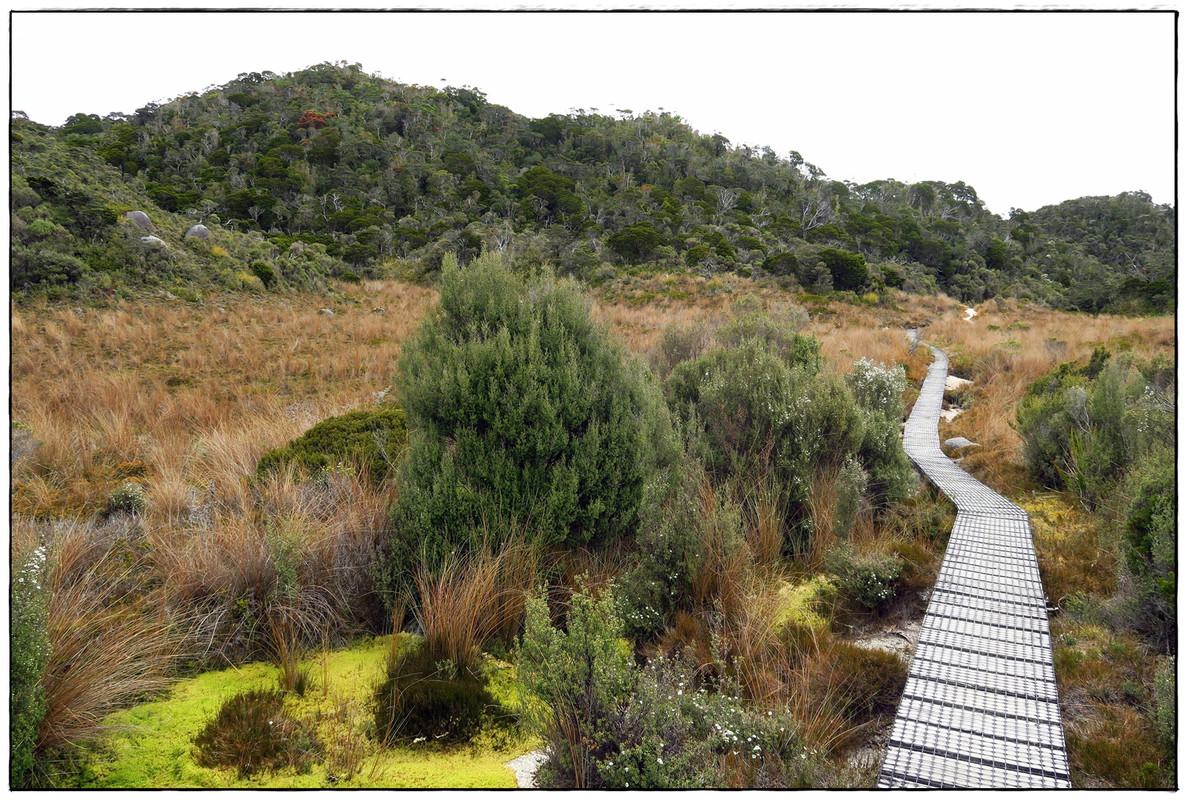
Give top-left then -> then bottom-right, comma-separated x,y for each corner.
255,406 -> 406,485
1118,446 -> 1175,650
846,358 -> 907,420
666,342 -> 864,557
824,544 -> 904,611
11,546 -> 50,788
518,586 -> 818,789
715,307 -> 819,373
193,689 -> 321,777
385,253 -> 673,601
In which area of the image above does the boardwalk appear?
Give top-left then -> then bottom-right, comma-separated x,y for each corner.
877,345 -> 1072,789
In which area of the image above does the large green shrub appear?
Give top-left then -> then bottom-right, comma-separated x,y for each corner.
255,406 -> 406,484
386,253 -> 673,598
1017,362 -> 1093,491
11,546 -> 50,789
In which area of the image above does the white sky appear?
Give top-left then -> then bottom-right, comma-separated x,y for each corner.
8,6 -> 1177,217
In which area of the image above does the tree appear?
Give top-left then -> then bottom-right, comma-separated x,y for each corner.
606,223 -> 666,263
818,247 -> 868,291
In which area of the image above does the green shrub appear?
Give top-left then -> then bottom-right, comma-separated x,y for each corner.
715,308 -> 819,373
617,460 -> 744,639
1118,445 -> 1175,650
518,586 -> 817,789
648,322 -> 713,380
831,457 -> 868,541
1154,656 -> 1175,764
666,344 -> 864,556
857,410 -> 916,509
249,260 -> 278,288
373,639 -> 496,746
1017,362 -> 1091,491
255,406 -> 406,485
386,253 -> 674,601
825,544 -> 904,610
846,358 -> 907,420
192,689 -> 321,777
107,481 -> 146,515
666,342 -> 801,480
11,546 -> 50,789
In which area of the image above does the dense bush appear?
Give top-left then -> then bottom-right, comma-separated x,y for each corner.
824,544 -> 904,611
11,546 -> 50,789
715,307 -> 819,374
846,358 -> 907,420
192,689 -> 321,777
518,586 -> 818,789
1118,446 -> 1175,651
255,406 -> 406,484
373,638 -> 497,746
385,253 -> 674,600
617,461 -> 745,639
856,410 -> 916,509
666,338 -> 866,556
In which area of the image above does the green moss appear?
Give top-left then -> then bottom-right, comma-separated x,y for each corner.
79,637 -> 531,789
773,575 -> 835,635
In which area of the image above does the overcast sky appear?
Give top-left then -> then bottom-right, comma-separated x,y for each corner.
9,7 -> 1176,217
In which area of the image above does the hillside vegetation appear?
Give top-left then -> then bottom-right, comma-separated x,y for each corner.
11,61 -> 1174,313
8,59 -> 1175,790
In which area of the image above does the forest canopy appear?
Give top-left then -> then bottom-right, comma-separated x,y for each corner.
10,61 -> 1174,313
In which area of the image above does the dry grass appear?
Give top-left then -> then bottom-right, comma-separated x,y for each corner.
14,275 -> 1174,786
34,518 -> 186,758
920,302 -> 1173,495
412,538 -> 541,675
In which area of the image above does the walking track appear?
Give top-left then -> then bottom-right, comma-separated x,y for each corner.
877,345 -> 1072,788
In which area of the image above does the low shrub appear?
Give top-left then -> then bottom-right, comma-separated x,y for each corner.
617,465 -> 744,640
715,307 -> 819,373
193,689 -> 321,777
255,406 -> 406,485
1118,446 -> 1175,650
648,322 -> 713,380
106,481 -> 146,515
846,358 -> 907,420
824,544 -> 904,611
249,261 -> 278,289
373,638 -> 496,746
11,545 -> 50,788
518,586 -> 819,789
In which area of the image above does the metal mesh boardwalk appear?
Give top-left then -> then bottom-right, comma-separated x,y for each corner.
877,345 -> 1071,789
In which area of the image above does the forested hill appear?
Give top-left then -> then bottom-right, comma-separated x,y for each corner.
10,61 -> 1174,312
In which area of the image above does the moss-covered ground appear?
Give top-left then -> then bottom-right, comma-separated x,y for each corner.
75,635 -> 534,789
